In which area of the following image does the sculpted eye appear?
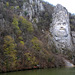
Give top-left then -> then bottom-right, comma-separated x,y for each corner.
63,22 -> 66,25
57,23 -> 61,25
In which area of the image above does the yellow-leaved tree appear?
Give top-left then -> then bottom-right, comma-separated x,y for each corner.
3,35 -> 17,69
12,16 -> 22,36
19,16 -> 34,32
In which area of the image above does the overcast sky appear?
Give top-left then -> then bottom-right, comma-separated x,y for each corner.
43,0 -> 75,14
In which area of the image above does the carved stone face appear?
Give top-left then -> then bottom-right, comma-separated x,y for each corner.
53,20 -> 68,37
50,4 -> 73,51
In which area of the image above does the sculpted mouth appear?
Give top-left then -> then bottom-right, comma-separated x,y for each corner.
55,29 -> 68,37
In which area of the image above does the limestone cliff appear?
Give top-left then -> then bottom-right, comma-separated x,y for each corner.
21,0 -> 44,21
50,4 -> 73,53
0,0 -> 75,72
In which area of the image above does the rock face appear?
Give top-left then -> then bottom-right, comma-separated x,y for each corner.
22,0 -> 44,21
63,58 -> 74,67
50,4 -> 73,53
72,31 -> 75,44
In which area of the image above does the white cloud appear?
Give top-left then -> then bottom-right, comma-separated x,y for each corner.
43,0 -> 75,13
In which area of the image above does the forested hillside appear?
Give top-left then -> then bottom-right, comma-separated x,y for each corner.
0,0 -> 75,72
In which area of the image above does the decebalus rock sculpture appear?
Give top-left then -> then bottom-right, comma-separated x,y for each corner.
50,4 -> 73,53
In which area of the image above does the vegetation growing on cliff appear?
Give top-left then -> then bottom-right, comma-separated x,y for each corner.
0,0 -> 75,72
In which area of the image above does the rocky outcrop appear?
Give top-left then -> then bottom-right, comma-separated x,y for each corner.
63,58 -> 74,67
72,31 -> 75,44
22,0 -> 44,21
50,4 -> 73,53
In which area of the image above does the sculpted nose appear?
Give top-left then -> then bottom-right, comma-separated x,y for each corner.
61,27 -> 63,28
60,27 -> 65,30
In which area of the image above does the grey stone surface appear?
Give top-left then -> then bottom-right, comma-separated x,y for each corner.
22,0 -> 44,21
50,4 -> 73,53
72,31 -> 75,44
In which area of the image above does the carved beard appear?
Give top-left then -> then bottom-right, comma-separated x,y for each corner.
54,29 -> 68,37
